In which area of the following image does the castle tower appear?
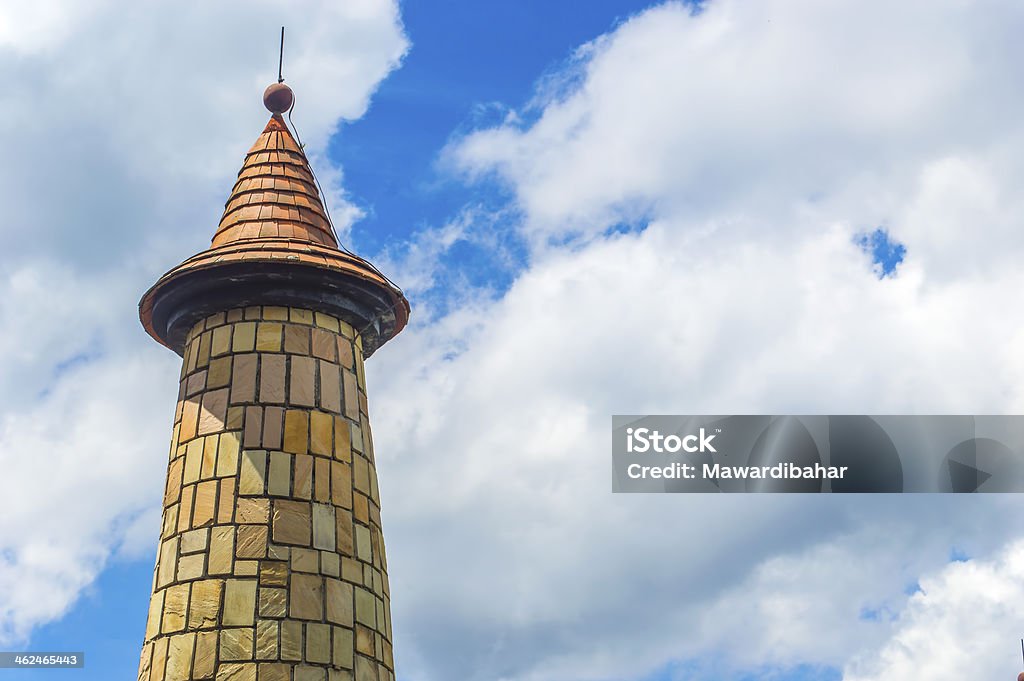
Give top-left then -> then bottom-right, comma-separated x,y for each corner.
136,81 -> 409,681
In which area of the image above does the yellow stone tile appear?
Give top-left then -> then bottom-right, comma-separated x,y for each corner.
162,504 -> 179,541
336,509 -> 354,556
236,497 -> 270,525
208,356 -> 232,389
219,628 -> 255,661
227,406 -> 245,430
193,630 -> 218,678
325,578 -> 353,626
354,587 -> 375,628
177,553 -> 205,581
201,435 -> 218,479
353,456 -> 369,495
321,551 -> 340,577
296,665 -> 327,681
280,620 -> 303,661
355,624 -> 373,656
355,525 -> 372,563
256,620 -> 279,660
260,560 -> 288,587
310,411 -> 333,456
188,579 -> 224,630
226,309 -> 244,322
218,478 -> 236,524
342,371 -> 359,421
320,362 -> 341,413
306,622 -> 331,663
164,457 -> 183,507
239,450 -> 267,495
192,479 -> 218,528
244,306 -> 261,320
162,582 -> 190,633
211,325 -> 232,357
151,637 -> 169,681
341,557 -> 362,584
314,311 -> 340,332
314,457 -> 330,503
145,588 -> 165,640
283,410 -> 308,454
289,573 -> 323,620
333,626 -> 354,669
259,663 -> 291,681
216,662 -> 256,681
352,492 -> 369,525
264,306 -> 288,321
209,526 -> 235,575
312,503 -> 336,551
268,451 -> 292,497
256,323 -> 283,352
258,587 -> 287,618
217,432 -> 240,477
183,439 -> 204,484
222,579 -> 258,626
350,424 -> 364,454
232,322 -> 257,353
354,656 -> 375,681
197,332 -> 212,369
291,548 -> 319,573
290,308 -> 314,325
332,462 -> 352,510
236,525 -> 268,560
339,319 -> 355,339
234,560 -> 259,576
334,418 -> 352,462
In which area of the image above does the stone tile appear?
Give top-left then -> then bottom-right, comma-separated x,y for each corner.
262,406 -> 284,450
268,450 -> 292,497
315,312 -> 341,332
219,627 -> 255,661
197,333 -> 212,369
352,492 -> 369,525
230,354 -> 258,404
186,370 -> 207,396
294,454 -> 313,499
333,418 -> 351,462
310,411 -> 333,456
354,587 -> 375,628
162,505 -> 179,541
306,622 -> 332,664
162,583 -> 190,633
239,450 -> 267,495
256,620 -> 279,660
336,509 -> 355,555
355,625 -> 374,656
295,666 -> 326,681
209,526 -> 235,575
292,547 -> 319,573
234,560 -> 259,576
217,663 -> 257,681
325,578 -> 354,626
227,405 -> 245,430
223,579 -> 258,626
332,462 -> 352,510
193,630 -> 218,678
243,406 -> 262,448
226,309 -> 244,323
333,626 -> 354,669
281,620 -> 303,661
267,543 -> 289,560
264,306 -> 289,321
165,632 -> 195,681
290,308 -> 314,325
259,354 -> 286,404
260,664 -> 291,681
150,637 -> 169,681
320,362 -> 341,413
188,579 -> 223,629
350,425 -> 364,454
218,478 -> 236,524
343,370 -> 360,421
199,388 -> 229,435
321,551 -> 340,577
177,553 -> 205,581
211,325 -> 232,357
208,356 -> 232,389
337,337 -> 354,370
353,456 -> 369,495
260,560 -> 288,587
311,328 -> 337,361
244,306 -> 261,320
291,356 -> 317,407
272,499 -> 311,545
193,479 -> 218,527
184,439 -> 203,484
217,432 -> 240,476
290,573 -> 323,620
177,485 -> 195,532
145,588 -> 164,640
284,410 -> 308,454
158,537 -> 179,588
354,655 -> 377,681
329,669 -> 355,681
164,457 -> 183,507
232,322 -> 257,352
256,322 -> 283,352
236,497 -> 269,524
314,457 -> 331,503
284,325 -> 311,355
201,436 -> 218,479
236,525 -> 268,559
353,525 -> 371,564
259,586 -> 287,618
313,503 -> 336,551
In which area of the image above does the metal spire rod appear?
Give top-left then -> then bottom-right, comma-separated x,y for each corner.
278,26 -> 285,83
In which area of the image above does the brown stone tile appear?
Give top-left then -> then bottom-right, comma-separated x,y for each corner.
342,370 -> 359,421
239,450 -> 267,495
352,492 -> 369,526
201,436 -> 218,480
193,630 -> 218,678
186,369 -> 207,396
218,478 -> 236,524
209,526 -> 235,575
180,397 -> 201,441
284,410 -> 308,454
291,548 -> 319,573
315,456 -> 331,503
325,578 -> 354,626
236,525 -> 268,560
259,354 -> 286,404
256,322 -> 283,352
289,573 -> 323,620
284,325 -> 310,355
243,406 -> 262,448
306,622 -> 332,664
211,325 -> 232,357
353,456 -> 369,495
320,362 -> 341,413
208,356 -> 232,389
260,560 -> 288,587
219,628 -> 255,661
259,586 -> 287,618
236,497 -> 269,524
234,560 -> 258,577
334,418 -> 352,463
355,624 -> 374,656
164,457 -> 183,507
290,356 -> 317,407
336,508 -> 355,555
230,354 -> 258,404
268,451 -> 292,497
281,620 -> 302,661
321,551 -> 340,577
197,332 -> 212,369
264,306 -> 289,321
294,454 -> 313,499
310,411 -> 333,456
272,499 -> 311,545
290,308 -> 314,325
333,627 -> 354,669
150,637 -> 168,681
311,328 -> 337,361
262,406 -> 284,449
216,662 -> 256,681
193,479 -> 218,528
244,306 -> 261,321
337,337 -> 354,370
256,621 -> 280,660
198,388 -> 229,435
332,462 -> 352,510
178,485 -> 195,532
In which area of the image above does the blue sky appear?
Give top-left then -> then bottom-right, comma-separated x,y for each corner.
3,1 -> 1024,680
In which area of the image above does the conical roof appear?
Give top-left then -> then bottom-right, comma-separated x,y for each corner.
139,87 -> 409,357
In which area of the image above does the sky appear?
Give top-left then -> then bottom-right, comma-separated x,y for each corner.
2,0 -> 1024,679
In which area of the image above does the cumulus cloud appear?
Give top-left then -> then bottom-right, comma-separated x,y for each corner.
362,1 -> 1024,679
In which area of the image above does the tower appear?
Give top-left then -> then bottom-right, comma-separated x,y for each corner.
136,81 -> 408,681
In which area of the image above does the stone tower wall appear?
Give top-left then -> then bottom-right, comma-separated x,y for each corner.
137,305 -> 393,681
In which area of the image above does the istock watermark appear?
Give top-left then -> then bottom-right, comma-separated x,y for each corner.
612,415 -> 1024,493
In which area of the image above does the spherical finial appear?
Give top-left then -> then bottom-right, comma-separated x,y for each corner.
1017,672 -> 1024,681
263,82 -> 294,114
